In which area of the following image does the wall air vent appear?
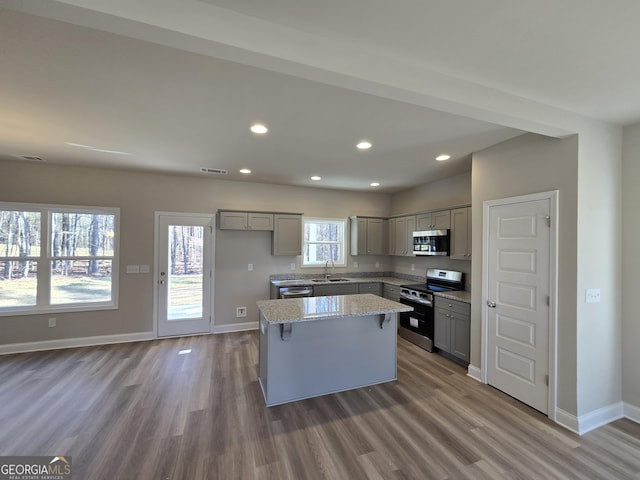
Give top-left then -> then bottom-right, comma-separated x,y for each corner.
200,167 -> 228,175
13,154 -> 45,162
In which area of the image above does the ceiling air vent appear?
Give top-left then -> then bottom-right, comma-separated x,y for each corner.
200,167 -> 228,175
13,154 -> 45,162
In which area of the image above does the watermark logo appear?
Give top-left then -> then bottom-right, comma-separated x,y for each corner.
0,456 -> 72,480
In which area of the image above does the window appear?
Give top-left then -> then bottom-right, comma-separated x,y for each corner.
0,202 -> 119,316
303,218 -> 347,267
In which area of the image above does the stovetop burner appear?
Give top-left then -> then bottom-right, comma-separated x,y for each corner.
400,269 -> 464,294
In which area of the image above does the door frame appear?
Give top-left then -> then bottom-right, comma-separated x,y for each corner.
152,211 -> 216,338
481,190 -> 558,420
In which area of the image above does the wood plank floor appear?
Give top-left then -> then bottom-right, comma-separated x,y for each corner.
1,332 -> 639,479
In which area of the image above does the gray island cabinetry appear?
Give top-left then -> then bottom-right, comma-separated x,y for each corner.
257,294 -> 412,407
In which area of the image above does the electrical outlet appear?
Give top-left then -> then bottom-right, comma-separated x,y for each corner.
290,263 -> 296,271
236,307 -> 247,318
375,261 -> 380,268
354,261 -> 358,268
48,317 -> 56,328
411,264 -> 415,271
248,263 -> 254,272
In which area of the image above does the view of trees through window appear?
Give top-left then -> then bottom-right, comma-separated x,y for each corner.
0,206 -> 118,310
167,225 -> 204,319
303,218 -> 346,266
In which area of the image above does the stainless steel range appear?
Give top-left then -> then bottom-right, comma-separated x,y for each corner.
398,269 -> 464,352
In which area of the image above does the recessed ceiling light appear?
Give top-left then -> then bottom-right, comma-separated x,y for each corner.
250,124 -> 268,134
436,154 -> 451,161
311,176 -> 321,181
240,168 -> 251,174
357,141 -> 372,150
370,182 -> 380,187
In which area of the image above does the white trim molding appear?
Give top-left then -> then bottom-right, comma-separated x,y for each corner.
556,403 -> 625,435
481,190 -> 559,423
0,325 -> 260,355
0,331 -> 154,355
213,321 -> 258,334
467,364 -> 483,382
623,402 -> 640,424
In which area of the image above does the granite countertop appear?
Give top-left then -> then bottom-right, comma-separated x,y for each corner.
270,276 -> 411,288
257,293 -> 413,324
434,290 -> 472,304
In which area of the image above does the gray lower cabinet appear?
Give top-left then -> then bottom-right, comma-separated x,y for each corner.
313,283 -> 359,296
383,284 -> 400,302
434,297 -> 470,364
358,282 -> 382,296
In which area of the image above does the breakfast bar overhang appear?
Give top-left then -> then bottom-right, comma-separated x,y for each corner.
256,294 -> 413,407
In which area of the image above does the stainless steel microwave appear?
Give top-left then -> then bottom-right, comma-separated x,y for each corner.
412,230 -> 450,256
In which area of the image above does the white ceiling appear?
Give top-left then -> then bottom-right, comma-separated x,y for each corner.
2,1 -> 639,192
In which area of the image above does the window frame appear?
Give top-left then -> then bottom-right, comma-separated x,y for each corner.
0,202 -> 120,316
302,217 -> 348,268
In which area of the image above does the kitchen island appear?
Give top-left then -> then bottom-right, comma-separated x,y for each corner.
256,293 -> 413,406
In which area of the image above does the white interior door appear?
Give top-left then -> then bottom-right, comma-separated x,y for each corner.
155,213 -> 213,337
485,195 -> 553,414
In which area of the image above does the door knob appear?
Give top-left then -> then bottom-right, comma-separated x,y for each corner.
487,301 -> 496,308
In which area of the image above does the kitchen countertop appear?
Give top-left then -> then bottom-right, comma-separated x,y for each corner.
270,276 -> 411,288
434,290 -> 471,304
257,293 -> 413,324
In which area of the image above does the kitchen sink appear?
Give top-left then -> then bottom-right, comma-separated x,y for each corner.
311,278 -> 350,282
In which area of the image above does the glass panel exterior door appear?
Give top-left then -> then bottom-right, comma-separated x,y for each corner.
156,214 -> 213,337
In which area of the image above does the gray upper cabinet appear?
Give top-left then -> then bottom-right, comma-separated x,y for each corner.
386,218 -> 396,255
272,214 -> 302,256
416,210 -> 451,230
350,216 -> 385,255
391,215 -> 415,256
219,211 -> 274,231
450,207 -> 471,259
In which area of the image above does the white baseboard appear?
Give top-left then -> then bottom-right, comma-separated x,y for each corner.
555,408 -> 580,434
0,323 -> 259,355
212,321 -> 258,334
557,403 -> 625,435
0,331 -> 154,355
467,364 -> 483,382
624,402 -> 640,424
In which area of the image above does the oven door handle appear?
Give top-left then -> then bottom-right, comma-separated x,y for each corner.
399,293 -> 432,306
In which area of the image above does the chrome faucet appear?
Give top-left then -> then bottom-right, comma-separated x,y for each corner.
324,260 -> 335,279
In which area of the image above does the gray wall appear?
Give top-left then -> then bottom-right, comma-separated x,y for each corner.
622,122 -> 640,410
390,171 -> 471,216
0,160 -> 391,344
389,170 -> 472,288
471,133 -> 580,415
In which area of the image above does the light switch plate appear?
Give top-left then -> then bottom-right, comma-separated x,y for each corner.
586,288 -> 601,303
139,265 -> 150,274
248,263 -> 254,271
126,265 -> 140,274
